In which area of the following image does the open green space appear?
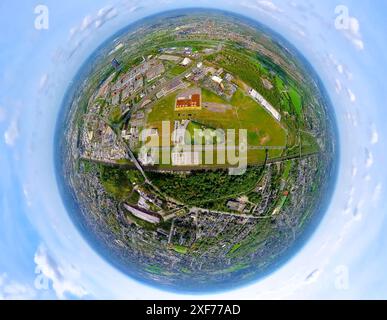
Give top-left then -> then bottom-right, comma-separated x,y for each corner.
98,165 -> 144,201
300,131 -> 320,154
206,48 -> 283,108
289,87 -> 302,116
282,160 -> 292,181
109,106 -> 122,125
169,64 -> 187,76
201,88 -> 229,104
172,244 -> 189,254
149,87 -> 287,149
228,243 -> 242,255
185,121 -> 217,145
145,87 -> 288,167
126,211 -> 157,231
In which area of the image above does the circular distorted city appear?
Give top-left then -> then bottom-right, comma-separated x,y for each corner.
56,9 -> 338,292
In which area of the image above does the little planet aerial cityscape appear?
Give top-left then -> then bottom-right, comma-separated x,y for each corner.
56,9 -> 338,292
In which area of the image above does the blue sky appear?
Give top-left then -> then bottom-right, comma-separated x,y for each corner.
0,0 -> 387,299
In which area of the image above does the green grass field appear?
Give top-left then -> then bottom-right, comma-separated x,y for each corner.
109,105 -> 122,124
147,87 -> 286,147
186,121 -> 217,145
282,160 -> 293,181
172,244 -> 189,254
300,131 -> 320,154
289,87 -> 302,116
169,64 -> 187,76
228,243 -> 242,255
201,88 -> 228,104
145,86 -> 288,166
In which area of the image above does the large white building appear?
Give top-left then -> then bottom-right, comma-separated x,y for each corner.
211,75 -> 223,84
180,57 -> 192,66
249,88 -> 281,121
124,204 -> 160,224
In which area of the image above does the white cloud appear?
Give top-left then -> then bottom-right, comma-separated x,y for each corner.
65,5 -> 123,58
23,185 -> 33,207
347,88 -> 356,103
94,20 -> 103,29
242,0 -> 283,15
327,54 -> 353,85
34,245 -> 88,299
290,25 -> 306,38
0,274 -> 35,300
372,183 -> 382,203
349,17 -> 360,37
69,27 -> 78,39
38,73 -> 49,92
70,5 -> 120,39
95,7 -> 118,29
335,79 -> 342,94
4,117 -> 19,146
351,38 -> 364,51
365,148 -> 374,169
97,6 -> 114,17
126,5 -> 141,13
80,15 -> 93,32
257,0 -> 282,12
370,125 -> 379,145
344,17 -> 364,50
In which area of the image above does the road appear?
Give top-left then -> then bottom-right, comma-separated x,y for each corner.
190,207 -> 269,220
152,145 -> 286,151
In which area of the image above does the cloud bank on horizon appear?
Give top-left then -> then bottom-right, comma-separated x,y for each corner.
0,0 -> 386,299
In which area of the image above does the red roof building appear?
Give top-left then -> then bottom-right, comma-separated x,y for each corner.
176,93 -> 201,109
